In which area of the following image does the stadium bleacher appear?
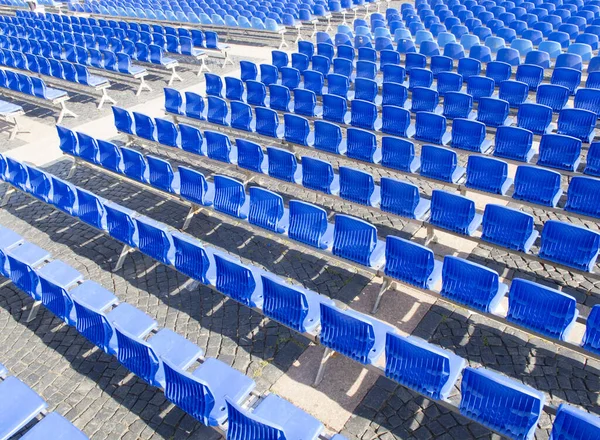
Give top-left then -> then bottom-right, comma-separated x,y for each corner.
1,0 -> 600,437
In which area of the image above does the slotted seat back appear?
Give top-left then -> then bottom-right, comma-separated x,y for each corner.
513,165 -> 562,206
332,214 -> 377,266
288,200 -> 328,249
420,145 -> 459,182
477,97 -> 509,127
384,235 -> 436,288
339,166 -> 375,206
135,217 -> 173,265
466,156 -> 509,194
381,137 -> 416,172
430,190 -> 477,235
556,108 -> 596,142
517,103 -> 553,134
381,105 -> 411,138
262,275 -> 310,332
565,176 -> 600,218
550,403 -> 600,439
494,125 -> 534,161
172,232 -> 210,284
414,112 -> 447,144
302,156 -> 335,194
214,254 -> 257,305
213,175 -> 246,218
539,220 -> 600,271
248,187 -> 284,232
319,303 -> 375,363
443,92 -> 473,120
481,204 -> 536,251
507,278 -> 577,340
538,133 -> 582,171
441,256 -> 503,312
460,367 -> 544,440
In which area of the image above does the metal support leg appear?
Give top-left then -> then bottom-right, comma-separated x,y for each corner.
26,301 -> 42,322
324,16 -> 332,33
279,32 -> 289,50
97,88 -> 117,109
168,67 -> 184,86
57,101 -> 77,124
113,244 -> 133,272
136,77 -> 153,96
314,347 -> 333,386
182,278 -> 200,291
66,158 -> 77,179
311,21 -> 318,39
557,284 -> 564,292
0,188 -> 14,207
295,26 -> 302,43
8,116 -> 20,140
424,224 -> 436,246
183,204 -> 203,230
118,372 -> 135,386
372,278 -> 391,314
459,187 -> 467,196
197,56 -> 210,76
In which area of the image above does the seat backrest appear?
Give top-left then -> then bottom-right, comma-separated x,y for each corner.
550,403 -> 600,440
283,113 -> 309,146
248,187 -> 284,232
332,214 -> 377,266
72,291 -> 113,353
565,176 -> 600,218
441,255 -> 502,312
477,97 -> 510,127
164,87 -> 183,115
539,220 -> 600,271
267,146 -> 298,182
214,253 -> 259,305
225,397 -> 284,440
312,120 -> 343,154
146,154 -> 176,193
346,127 -> 377,163
134,216 -> 173,265
556,108 -> 596,142
262,274 -> 312,332
132,111 -> 157,141
538,132 -> 582,171
507,278 -> 577,340
339,166 -> 375,206
213,174 -> 245,218
301,156 -> 334,194
420,145 -> 458,182
481,204 -> 536,251
450,119 -> 486,153
114,324 -> 161,387
204,72 -> 223,97
178,166 -> 209,207
459,367 -> 544,439
466,75 -> 495,101
513,165 -> 562,207
414,111 -> 447,145
516,102 -> 553,134
499,80 -> 529,108
466,156 -> 509,194
319,303 -> 375,363
385,333 -> 464,400
288,200 -> 328,248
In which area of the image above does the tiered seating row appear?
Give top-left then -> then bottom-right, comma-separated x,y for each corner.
0,68 -> 76,123
0,223 -> 334,440
0,328 -> 87,438
163,87 -> 600,227
14,11 -> 233,67
2,152 -> 600,440
58,120 -> 600,362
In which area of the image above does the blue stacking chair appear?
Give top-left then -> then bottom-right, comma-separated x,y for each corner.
585,142 -> 600,176
466,75 -> 494,101
346,128 -> 379,163
550,404 -> 600,439
556,53 -> 583,72
507,278 -> 578,340
551,67 -> 582,95
240,60 -> 258,81
436,72 -> 463,96
410,87 -> 439,113
322,94 -> 347,124
499,80 -> 529,108
556,108 -> 596,143
283,113 -> 310,146
206,130 -> 234,164
568,43 -> 593,62
470,44 -> 493,62
430,190 -> 482,236
539,220 -> 600,272
409,68 -> 434,91
466,156 -> 513,195
420,145 -> 464,183
246,80 -> 267,107
385,333 -> 465,400
226,395 -> 323,440
413,112 -> 447,145
405,53 -> 427,72
565,176 -> 600,218
350,99 -> 379,130
513,165 -> 563,207
481,204 -> 538,252
248,187 -> 287,234
135,216 -> 175,265
460,34 -> 480,51
460,367 -> 544,440
0,376 -> 49,439
380,177 -> 430,220
332,214 -> 385,268
267,147 -> 301,183
538,133 -> 582,171
477,97 -> 511,127
419,40 -> 440,57
178,166 -> 213,208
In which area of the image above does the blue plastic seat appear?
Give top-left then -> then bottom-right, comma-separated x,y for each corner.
482,203 -> 539,252
294,88 -> 319,117
486,61 -> 513,85
283,113 -> 310,146
574,88 -> 600,119
556,108 -> 596,142
507,278 -> 578,340
385,333 -> 465,400
410,87 -> 439,113
460,367 -> 544,439
226,394 -> 323,440
451,119 -> 491,154
381,177 -> 429,219
287,200 -> 333,250
460,34 -> 480,51
499,80 -> 529,108
515,64 -> 544,92
213,253 -> 263,306
538,133 -> 582,171
246,80 -> 267,107
0,377 -> 48,439
248,187 -> 287,233
568,42 -> 593,62
405,53 -> 427,72
516,103 -> 553,134
420,143 -> 465,184
565,176 -> 600,218
240,60 -> 258,81
466,75 -> 495,101
345,127 -> 379,163
413,111 -> 447,145
301,156 -> 338,195
539,220 -> 600,271
469,44 -> 493,62
225,77 -> 244,102
430,190 -> 483,236
271,50 -> 289,69
419,40 -> 440,57
260,63 -> 278,86
550,403 -> 600,439
267,146 -> 301,183
442,92 -> 473,120
339,166 -> 380,206
477,97 -> 510,127
525,50 -> 551,69
332,214 -> 385,268
513,165 -> 563,206
466,155 -> 513,195
551,67 -> 582,95
436,72 -> 463,96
